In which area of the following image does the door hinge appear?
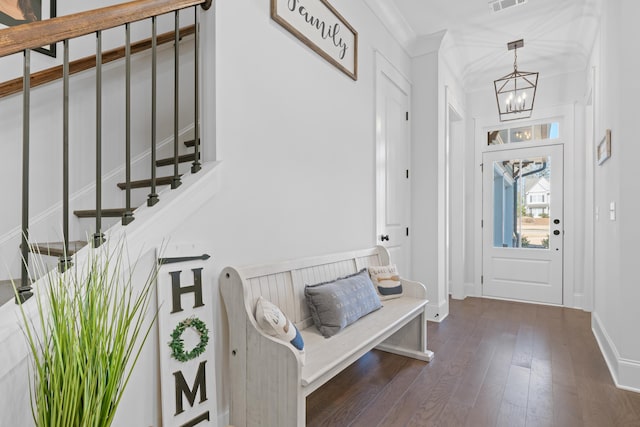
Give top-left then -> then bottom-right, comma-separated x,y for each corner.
406,227 -> 409,236
481,163 -> 484,172
481,219 -> 484,228
406,169 -> 409,179
406,111 -> 409,121
481,275 -> 484,284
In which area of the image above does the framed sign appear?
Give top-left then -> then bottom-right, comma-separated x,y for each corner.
271,0 -> 358,80
0,0 -> 57,56
157,244 -> 217,427
597,129 -> 611,165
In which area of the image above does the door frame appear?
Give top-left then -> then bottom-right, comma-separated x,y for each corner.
472,104 -> 577,306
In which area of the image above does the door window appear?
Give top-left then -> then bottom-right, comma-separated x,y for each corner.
492,155 -> 551,249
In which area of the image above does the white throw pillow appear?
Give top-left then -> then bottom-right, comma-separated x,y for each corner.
368,264 -> 403,300
255,297 -> 305,363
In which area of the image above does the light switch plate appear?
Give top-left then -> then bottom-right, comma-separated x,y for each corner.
610,201 -> 616,221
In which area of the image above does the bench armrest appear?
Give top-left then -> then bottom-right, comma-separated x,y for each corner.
400,277 -> 428,299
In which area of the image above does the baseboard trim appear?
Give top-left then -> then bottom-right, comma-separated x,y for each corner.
426,300 -> 449,323
592,313 -> 640,393
464,282 -> 478,298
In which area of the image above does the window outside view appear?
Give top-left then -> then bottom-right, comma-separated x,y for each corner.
492,156 -> 551,249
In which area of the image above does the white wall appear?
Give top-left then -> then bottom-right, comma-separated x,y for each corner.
410,50 -> 439,318
410,31 -> 466,321
590,0 -> 640,392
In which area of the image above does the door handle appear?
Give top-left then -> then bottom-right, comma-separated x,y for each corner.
380,234 -> 390,242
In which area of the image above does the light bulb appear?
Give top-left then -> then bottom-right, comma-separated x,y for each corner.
522,92 -> 527,99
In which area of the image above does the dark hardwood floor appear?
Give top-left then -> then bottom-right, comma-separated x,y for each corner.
307,297 -> 640,427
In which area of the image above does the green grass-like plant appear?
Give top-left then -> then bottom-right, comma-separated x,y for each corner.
16,240 -> 158,427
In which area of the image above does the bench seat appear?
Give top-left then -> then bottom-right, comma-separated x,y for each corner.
300,294 -> 428,392
220,246 -> 434,427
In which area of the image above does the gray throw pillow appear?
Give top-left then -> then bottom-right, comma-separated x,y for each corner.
305,269 -> 382,338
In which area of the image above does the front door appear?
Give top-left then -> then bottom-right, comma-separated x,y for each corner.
376,57 -> 410,274
482,144 -> 564,304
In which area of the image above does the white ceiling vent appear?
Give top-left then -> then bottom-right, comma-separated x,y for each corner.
489,0 -> 528,13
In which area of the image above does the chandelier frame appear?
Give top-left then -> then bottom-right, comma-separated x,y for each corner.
494,39 -> 539,122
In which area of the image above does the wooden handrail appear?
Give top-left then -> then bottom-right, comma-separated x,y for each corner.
0,25 -> 195,99
0,0 -> 208,58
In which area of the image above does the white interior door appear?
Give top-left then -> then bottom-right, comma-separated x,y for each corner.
482,144 -> 564,304
376,61 -> 410,274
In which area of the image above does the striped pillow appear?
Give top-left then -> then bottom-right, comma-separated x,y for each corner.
368,264 -> 403,300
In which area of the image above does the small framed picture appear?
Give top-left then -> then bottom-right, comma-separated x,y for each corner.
597,129 -> 611,165
0,0 -> 57,57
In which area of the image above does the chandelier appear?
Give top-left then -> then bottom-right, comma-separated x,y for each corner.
494,39 -> 538,122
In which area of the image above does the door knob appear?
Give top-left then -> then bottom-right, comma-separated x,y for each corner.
553,230 -> 560,236
553,219 -> 560,225
380,234 -> 390,242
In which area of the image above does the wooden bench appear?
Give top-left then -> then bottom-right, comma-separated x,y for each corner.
220,246 -> 434,427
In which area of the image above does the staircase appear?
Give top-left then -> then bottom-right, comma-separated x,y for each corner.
0,137 -> 203,307
72,139 -> 200,219
0,0 -> 211,305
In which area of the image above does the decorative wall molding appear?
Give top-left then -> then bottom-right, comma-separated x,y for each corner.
411,30 -> 446,57
363,0 -> 415,51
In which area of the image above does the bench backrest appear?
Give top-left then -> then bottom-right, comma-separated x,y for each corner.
235,246 -> 390,329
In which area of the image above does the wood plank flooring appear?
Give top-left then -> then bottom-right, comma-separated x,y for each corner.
306,297 -> 640,427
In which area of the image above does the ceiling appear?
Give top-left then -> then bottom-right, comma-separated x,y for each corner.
380,0 -> 602,90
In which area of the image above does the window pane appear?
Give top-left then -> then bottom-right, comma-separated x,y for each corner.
534,123 -> 560,140
488,122 -> 560,145
488,129 -> 509,145
492,156 -> 551,249
511,126 -> 533,142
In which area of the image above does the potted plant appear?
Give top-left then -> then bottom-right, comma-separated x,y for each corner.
16,240 -> 158,427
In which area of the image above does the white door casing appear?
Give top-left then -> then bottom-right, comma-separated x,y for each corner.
375,52 -> 411,275
482,144 -> 564,304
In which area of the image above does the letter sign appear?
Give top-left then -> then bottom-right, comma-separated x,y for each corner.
157,244 -> 217,426
271,0 -> 358,80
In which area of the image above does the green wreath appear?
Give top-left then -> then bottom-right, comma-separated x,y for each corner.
169,317 -> 210,362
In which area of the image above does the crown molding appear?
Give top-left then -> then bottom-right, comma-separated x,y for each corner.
363,0 -> 416,51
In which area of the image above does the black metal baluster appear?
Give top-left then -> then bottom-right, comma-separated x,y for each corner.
122,23 -> 134,225
59,39 -> 72,271
17,49 -> 33,303
171,10 -> 182,189
148,16 -> 159,206
191,6 -> 201,174
93,31 -> 104,247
